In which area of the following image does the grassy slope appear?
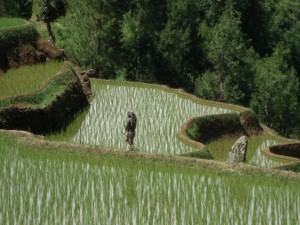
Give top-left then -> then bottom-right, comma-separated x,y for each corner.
0,61 -> 64,99
0,17 -> 26,28
0,68 -> 75,108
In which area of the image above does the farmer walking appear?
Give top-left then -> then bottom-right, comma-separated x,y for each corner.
125,111 -> 137,151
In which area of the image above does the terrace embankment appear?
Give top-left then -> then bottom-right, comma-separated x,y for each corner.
0,69 -> 89,134
0,19 -> 91,134
1,129 -> 300,182
0,21 -> 65,74
179,108 -> 300,169
265,143 -> 300,160
184,110 -> 263,144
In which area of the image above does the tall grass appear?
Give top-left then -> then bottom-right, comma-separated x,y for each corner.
0,18 -> 26,28
0,138 -> 299,225
0,61 -> 63,99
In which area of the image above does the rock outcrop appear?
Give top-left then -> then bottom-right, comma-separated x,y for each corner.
227,136 -> 248,163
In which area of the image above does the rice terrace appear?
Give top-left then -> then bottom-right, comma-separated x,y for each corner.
1,2 -> 300,224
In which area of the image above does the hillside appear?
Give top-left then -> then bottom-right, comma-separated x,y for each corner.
0,18 -> 65,75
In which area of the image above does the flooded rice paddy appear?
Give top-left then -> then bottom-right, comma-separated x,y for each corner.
48,80 -> 285,168
0,141 -> 299,225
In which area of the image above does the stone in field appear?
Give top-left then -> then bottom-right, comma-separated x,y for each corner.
227,136 -> 248,163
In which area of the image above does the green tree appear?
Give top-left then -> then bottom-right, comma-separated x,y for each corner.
121,0 -> 166,82
250,56 -> 299,136
271,0 -> 300,75
60,0 -> 128,77
157,0 -> 205,90
235,0 -> 271,56
0,0 -> 32,19
198,5 -> 257,105
19,0 -> 33,19
36,0 -> 67,43
195,71 -> 220,101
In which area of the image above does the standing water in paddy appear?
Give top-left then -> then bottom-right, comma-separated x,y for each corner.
47,80 -> 284,167
70,81 -> 231,155
1,142 -> 299,225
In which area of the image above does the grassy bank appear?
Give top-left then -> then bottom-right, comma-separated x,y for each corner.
0,67 -> 73,108
0,20 -> 38,48
0,61 -> 64,99
0,17 -> 26,28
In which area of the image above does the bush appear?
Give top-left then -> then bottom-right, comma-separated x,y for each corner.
0,0 -> 33,19
186,113 -> 246,143
239,110 -> 263,135
0,22 -> 39,49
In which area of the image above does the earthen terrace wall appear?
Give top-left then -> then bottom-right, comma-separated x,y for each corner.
268,143 -> 300,159
0,71 -> 89,134
185,110 -> 263,144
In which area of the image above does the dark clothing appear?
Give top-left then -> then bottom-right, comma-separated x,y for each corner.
125,112 -> 137,150
125,131 -> 135,142
125,117 -> 137,132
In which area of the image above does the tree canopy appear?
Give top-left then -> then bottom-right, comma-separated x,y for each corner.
36,0 -> 67,42
2,0 -> 300,138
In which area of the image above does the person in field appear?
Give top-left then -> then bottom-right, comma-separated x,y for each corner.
125,111 -> 137,151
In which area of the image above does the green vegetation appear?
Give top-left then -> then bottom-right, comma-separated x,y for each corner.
195,6 -> 257,105
0,17 -> 26,28
0,61 -> 63,99
35,0 -> 68,43
44,0 -> 299,138
0,68 -> 73,108
207,135 -> 287,167
47,79 -> 232,156
250,56 -> 300,136
47,108 -> 90,142
0,22 -> 38,48
180,147 -> 213,160
186,113 -> 245,143
0,0 -> 32,19
0,3 -> 299,224
275,162 -> 300,173
0,134 -> 299,224
2,0 -> 299,137
48,80 -> 288,167
0,70 -> 72,108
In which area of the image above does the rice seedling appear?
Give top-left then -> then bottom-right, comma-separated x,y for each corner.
207,135 -> 287,168
0,18 -> 26,28
0,140 -> 299,225
48,80 -> 286,167
0,61 -> 63,99
49,81 -> 231,155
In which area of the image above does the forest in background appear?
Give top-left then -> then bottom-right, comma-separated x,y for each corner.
1,0 -> 300,138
